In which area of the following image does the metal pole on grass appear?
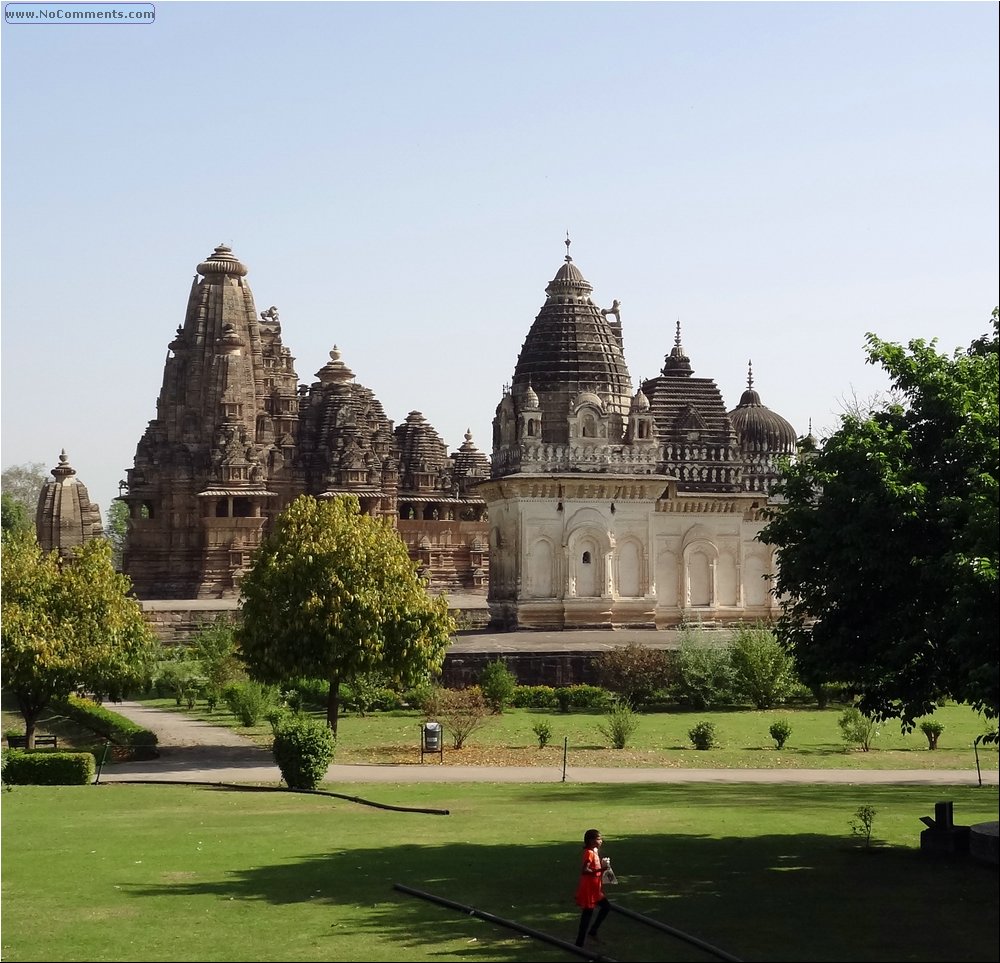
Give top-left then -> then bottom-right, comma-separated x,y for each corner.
562,735 -> 568,782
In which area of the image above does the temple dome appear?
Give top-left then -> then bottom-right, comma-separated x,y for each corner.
504,242 -> 632,450
728,362 -> 797,453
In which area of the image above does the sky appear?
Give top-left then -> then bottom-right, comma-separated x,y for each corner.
2,1 -> 998,519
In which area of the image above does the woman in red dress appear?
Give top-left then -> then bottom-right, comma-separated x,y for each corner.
574,828 -> 611,946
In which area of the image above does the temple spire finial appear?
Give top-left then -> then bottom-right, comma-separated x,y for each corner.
674,319 -> 682,349
747,359 -> 754,390
564,231 -> 572,263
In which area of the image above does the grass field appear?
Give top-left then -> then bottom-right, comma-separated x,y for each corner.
2,781 -> 997,963
117,697 -> 999,772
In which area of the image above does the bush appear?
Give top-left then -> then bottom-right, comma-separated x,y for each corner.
838,706 -> 879,752
512,685 -> 559,709
728,625 -> 797,709
676,632 -> 734,709
919,719 -> 944,749
271,716 -> 336,790
2,749 -> 96,786
688,720 -> 717,750
594,643 -> 672,709
531,720 -> 553,748
598,699 -> 640,750
342,673 -> 403,714
554,685 -> 611,713
285,677 -> 332,711
223,681 -> 277,727
479,659 -> 518,713
402,680 -> 435,710
769,719 -> 793,749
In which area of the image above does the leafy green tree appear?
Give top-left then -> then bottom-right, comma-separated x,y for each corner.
236,495 -> 455,735
1,492 -> 32,538
1,532 -> 157,747
104,498 -> 130,571
762,312 -> 999,729
728,625 -> 797,709
190,616 -> 242,692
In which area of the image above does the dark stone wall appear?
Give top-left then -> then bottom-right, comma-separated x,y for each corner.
442,651 -> 599,688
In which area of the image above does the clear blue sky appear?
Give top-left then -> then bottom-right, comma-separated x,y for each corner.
2,1 -> 998,518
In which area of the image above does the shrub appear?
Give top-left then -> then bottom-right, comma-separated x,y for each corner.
342,672 -> 403,714
919,719 -> 944,749
849,805 -> 878,848
838,706 -> 879,752
430,686 -> 490,749
2,750 -> 95,786
676,632 -> 734,709
479,659 -> 518,713
769,718 -> 793,749
688,720 -> 717,750
512,685 -> 559,709
594,643 -> 672,709
598,699 -> 640,750
728,625 -> 797,709
554,685 -> 611,713
271,716 -> 336,790
531,720 -> 553,748
223,681 -> 277,727
402,680 -> 435,710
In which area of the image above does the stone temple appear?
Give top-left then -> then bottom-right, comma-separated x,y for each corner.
480,242 -> 801,629
119,244 -> 489,600
43,239 -> 804,632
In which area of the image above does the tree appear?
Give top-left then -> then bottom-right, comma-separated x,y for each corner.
761,311 -> 999,729
2,492 -> 32,538
1,531 -> 157,747
104,498 -> 130,571
1,461 -> 47,512
236,495 -> 455,736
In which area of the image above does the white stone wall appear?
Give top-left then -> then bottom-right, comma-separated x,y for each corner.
481,475 -> 778,629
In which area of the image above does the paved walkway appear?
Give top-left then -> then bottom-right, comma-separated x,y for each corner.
96,702 -> 999,787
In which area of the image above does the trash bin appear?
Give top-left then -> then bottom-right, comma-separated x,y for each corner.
423,722 -> 441,752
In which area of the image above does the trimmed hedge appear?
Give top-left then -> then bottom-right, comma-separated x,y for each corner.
512,685 -> 559,709
57,695 -> 158,758
554,685 -> 612,712
2,749 -> 96,786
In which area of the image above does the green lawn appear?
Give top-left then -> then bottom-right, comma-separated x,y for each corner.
125,697 -> 998,771
2,782 -> 996,962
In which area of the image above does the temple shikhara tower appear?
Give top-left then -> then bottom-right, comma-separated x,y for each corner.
479,242 -> 800,629
121,244 -> 488,599
35,450 -> 104,559
119,239 -> 801,617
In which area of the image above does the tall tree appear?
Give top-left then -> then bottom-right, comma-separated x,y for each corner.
236,495 -> 455,735
104,498 -> 130,571
1,532 -> 157,747
761,310 -> 999,728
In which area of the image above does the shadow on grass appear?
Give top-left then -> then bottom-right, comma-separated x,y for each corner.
118,787 -> 998,963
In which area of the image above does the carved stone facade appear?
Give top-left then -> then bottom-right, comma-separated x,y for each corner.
121,245 -> 488,600
35,450 -> 104,558
479,246 -> 801,630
